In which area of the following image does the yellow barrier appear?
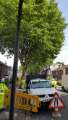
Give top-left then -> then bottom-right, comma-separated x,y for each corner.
4,91 -> 41,112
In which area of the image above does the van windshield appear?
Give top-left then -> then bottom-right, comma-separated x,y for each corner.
30,80 -> 51,89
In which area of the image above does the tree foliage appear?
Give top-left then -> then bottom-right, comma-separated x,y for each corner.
0,0 -> 66,76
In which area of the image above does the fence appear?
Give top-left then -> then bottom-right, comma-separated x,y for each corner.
4,91 -> 41,112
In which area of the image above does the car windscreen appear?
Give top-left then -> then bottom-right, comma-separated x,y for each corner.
30,81 -> 51,89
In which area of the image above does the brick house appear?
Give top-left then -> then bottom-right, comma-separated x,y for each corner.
63,65 -> 68,75
52,65 -> 68,80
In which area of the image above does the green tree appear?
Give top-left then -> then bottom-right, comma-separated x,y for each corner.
0,0 -> 66,77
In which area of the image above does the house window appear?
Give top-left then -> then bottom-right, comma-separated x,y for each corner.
65,68 -> 68,74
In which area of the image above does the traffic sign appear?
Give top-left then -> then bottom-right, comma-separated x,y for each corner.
48,92 -> 64,109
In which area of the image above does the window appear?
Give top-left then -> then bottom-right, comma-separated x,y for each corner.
65,68 -> 68,74
30,80 -> 51,89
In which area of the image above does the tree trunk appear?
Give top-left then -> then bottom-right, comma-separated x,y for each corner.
21,63 -> 27,79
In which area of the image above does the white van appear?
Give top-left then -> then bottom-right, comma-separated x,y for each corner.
28,78 -> 56,103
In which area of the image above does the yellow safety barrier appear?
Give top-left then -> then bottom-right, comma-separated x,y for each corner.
4,91 -> 41,112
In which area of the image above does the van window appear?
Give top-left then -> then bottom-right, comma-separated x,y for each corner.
30,81 -> 51,89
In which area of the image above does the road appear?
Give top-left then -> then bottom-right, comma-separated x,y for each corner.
0,91 -> 68,120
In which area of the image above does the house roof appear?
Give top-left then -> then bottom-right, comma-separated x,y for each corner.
0,61 -> 11,69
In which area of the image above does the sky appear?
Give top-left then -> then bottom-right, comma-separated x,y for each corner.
0,0 -> 68,67
54,0 -> 68,64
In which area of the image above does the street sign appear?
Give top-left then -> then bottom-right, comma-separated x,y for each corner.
48,92 -> 64,109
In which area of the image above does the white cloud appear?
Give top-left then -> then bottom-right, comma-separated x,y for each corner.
54,48 -> 68,64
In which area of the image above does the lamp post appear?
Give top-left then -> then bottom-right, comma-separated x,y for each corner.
9,0 -> 23,120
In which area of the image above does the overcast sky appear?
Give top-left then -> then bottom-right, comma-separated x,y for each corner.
0,0 -> 68,66
54,0 -> 68,64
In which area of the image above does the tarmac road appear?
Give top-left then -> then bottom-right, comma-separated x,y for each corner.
0,91 -> 68,120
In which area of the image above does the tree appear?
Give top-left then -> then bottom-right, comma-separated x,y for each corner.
0,0 -> 66,77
